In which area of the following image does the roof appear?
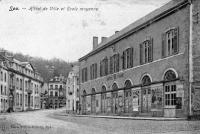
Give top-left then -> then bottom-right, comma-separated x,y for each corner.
79,0 -> 189,62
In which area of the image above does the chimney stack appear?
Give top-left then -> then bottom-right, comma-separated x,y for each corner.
93,36 -> 98,50
101,37 -> 107,43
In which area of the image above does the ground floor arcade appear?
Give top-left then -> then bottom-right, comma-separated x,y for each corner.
81,69 -> 187,118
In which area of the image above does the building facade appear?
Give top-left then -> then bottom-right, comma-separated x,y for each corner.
0,51 -> 43,112
48,75 -> 66,109
40,83 -> 48,109
66,65 -> 80,113
0,59 -> 9,112
79,0 -> 200,118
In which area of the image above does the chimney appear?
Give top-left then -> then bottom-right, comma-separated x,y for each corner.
115,31 -> 119,34
93,36 -> 98,50
101,37 -> 107,43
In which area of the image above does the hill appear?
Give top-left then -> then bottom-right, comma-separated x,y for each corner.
1,48 -> 77,82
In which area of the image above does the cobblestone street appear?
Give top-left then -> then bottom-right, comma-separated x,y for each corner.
0,109 -> 200,134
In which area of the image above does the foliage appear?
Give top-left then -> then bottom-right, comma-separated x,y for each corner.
1,48 -> 77,82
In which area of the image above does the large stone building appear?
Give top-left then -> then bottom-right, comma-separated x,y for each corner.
48,75 -> 66,109
66,65 -> 80,113
0,51 -> 43,112
79,0 -> 200,118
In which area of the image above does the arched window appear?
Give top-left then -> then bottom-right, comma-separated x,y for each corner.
91,88 -> 96,113
101,86 -> 107,113
124,80 -> 132,113
142,75 -> 151,86
164,70 -> 177,81
125,80 -> 132,89
164,69 -> 179,109
92,88 -> 95,94
112,83 -> 118,114
83,90 -> 86,96
141,75 -> 152,113
112,83 -> 118,90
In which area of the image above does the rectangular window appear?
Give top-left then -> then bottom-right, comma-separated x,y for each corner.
165,84 -> 179,108
50,91 -> 53,96
1,71 -> 3,81
20,94 -> 22,106
4,73 -> 6,82
4,86 -> 6,95
140,38 -> 153,64
31,96 -> 33,107
110,54 -> 119,74
20,79 -> 22,90
90,63 -> 97,80
100,57 -> 108,77
25,95 -> 28,106
162,27 -> 179,58
122,48 -> 134,69
55,92 -> 58,97
81,67 -> 88,83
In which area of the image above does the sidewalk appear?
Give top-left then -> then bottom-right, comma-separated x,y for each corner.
56,111 -> 187,121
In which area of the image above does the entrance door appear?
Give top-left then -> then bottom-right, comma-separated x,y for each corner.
142,88 -> 151,113
91,95 -> 96,113
112,92 -> 118,114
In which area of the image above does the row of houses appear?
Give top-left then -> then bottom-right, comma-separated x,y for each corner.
78,0 -> 200,118
40,66 -> 79,113
0,52 -> 43,112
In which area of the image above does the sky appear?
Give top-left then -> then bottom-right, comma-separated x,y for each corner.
0,0 -> 170,62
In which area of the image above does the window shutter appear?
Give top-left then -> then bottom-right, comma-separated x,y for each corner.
162,33 -> 166,58
81,69 -> 83,82
90,65 -> 92,80
110,57 -> 113,74
85,68 -> 87,81
130,47 -> 134,67
140,44 -> 143,65
100,61 -> 102,77
173,27 -> 179,54
105,58 -> 107,75
117,54 -> 120,72
122,51 -> 125,69
149,38 -> 153,62
95,63 -> 97,78
124,51 -> 127,69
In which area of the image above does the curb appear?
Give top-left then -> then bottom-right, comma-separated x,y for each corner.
57,113 -> 187,121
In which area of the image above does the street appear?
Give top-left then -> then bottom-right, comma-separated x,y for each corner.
0,109 -> 200,134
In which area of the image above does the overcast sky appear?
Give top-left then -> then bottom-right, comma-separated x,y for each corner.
0,0 -> 170,62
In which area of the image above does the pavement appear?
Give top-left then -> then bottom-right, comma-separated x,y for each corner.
1,108 -> 200,134
56,111 -> 187,121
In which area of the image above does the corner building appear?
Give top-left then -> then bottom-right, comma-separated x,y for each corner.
79,0 -> 200,118
0,52 -> 43,112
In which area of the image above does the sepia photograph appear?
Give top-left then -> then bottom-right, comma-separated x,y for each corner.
0,0 -> 200,133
